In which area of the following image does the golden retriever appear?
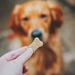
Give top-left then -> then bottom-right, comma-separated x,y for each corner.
9,1 -> 64,75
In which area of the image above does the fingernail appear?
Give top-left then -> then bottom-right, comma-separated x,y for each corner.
27,48 -> 33,54
26,66 -> 28,70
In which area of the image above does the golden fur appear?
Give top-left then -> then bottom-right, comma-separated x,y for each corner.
9,1 -> 64,75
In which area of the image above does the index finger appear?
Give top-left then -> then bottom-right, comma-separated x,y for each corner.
0,47 -> 27,61
15,48 -> 33,64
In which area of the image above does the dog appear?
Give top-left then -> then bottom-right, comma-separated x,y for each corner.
9,1 -> 64,75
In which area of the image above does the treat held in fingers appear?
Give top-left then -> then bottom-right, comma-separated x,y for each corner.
26,37 -> 43,53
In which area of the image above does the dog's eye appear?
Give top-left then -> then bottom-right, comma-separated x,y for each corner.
23,17 -> 28,21
41,14 -> 46,18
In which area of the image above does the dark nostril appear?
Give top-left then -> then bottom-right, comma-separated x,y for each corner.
31,30 -> 42,38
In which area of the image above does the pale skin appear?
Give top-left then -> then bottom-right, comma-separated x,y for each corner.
0,47 -> 33,75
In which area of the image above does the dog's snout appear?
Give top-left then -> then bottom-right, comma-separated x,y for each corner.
31,30 -> 42,39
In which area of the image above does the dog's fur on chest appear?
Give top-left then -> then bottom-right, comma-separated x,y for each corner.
9,1 -> 64,75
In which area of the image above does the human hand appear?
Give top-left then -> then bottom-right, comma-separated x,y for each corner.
0,47 -> 33,75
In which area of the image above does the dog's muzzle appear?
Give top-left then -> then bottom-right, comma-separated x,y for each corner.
31,30 -> 42,41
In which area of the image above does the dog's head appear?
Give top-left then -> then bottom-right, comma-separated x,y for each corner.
9,1 -> 63,44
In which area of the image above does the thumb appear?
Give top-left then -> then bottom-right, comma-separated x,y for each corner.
15,48 -> 33,64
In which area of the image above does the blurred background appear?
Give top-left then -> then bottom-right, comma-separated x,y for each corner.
0,0 -> 75,75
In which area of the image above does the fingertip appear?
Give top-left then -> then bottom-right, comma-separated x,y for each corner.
15,48 -> 33,64
23,66 -> 28,73
25,66 -> 28,70
26,48 -> 33,54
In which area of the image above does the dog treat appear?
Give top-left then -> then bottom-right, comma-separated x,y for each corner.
26,37 -> 43,53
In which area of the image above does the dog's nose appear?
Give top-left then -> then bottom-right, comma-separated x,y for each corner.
31,30 -> 42,39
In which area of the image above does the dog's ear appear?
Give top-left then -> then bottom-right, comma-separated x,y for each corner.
9,5 -> 21,31
47,1 -> 63,33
